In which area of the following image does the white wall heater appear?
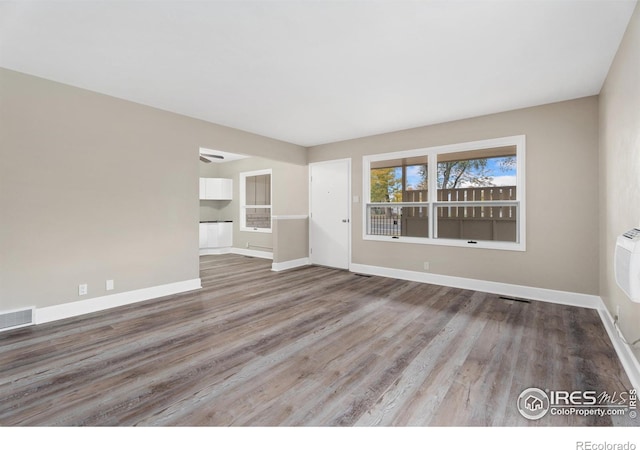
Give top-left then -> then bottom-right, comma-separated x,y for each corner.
615,228 -> 640,303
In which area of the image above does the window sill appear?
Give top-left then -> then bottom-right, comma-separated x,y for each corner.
363,234 -> 526,252
240,227 -> 272,234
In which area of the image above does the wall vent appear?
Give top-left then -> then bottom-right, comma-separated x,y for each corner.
0,307 -> 35,332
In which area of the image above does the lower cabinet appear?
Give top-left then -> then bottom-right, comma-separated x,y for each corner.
216,222 -> 233,247
199,223 -> 208,248
199,222 -> 233,253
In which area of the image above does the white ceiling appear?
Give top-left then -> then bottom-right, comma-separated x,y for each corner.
200,147 -> 249,163
0,1 -> 636,147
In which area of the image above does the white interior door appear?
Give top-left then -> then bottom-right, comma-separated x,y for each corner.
309,159 -> 350,269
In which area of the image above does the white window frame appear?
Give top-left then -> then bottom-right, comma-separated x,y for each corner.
363,135 -> 526,251
240,169 -> 272,233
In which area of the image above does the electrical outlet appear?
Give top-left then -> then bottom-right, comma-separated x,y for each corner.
246,242 -> 250,248
106,279 -> 114,291
78,284 -> 88,296
423,261 -> 430,271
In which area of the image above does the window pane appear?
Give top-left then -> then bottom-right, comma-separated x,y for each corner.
370,156 -> 428,203
436,205 -> 517,242
437,146 -> 516,200
368,205 -> 429,237
246,174 -> 271,206
246,207 -> 271,229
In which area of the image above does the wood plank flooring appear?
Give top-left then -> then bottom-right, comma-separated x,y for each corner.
0,254 -> 634,426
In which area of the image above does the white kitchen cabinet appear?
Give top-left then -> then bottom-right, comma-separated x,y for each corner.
206,224 -> 219,248
217,222 -> 233,247
199,223 -> 208,248
214,178 -> 233,200
199,178 -> 232,200
199,222 -> 233,254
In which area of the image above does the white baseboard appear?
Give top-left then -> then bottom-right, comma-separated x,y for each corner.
230,247 -> 273,259
272,215 -> 308,220
272,257 -> 310,272
35,278 -> 202,325
199,247 -> 273,259
199,247 -> 232,256
597,306 -> 640,391
349,263 -> 602,309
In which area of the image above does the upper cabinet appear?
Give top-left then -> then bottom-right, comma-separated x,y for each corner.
200,178 -> 233,200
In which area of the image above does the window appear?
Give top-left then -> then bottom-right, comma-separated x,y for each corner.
363,135 -> 525,251
240,169 -> 272,232
369,156 -> 429,238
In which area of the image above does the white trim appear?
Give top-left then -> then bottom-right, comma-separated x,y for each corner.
271,257 -> 310,272
240,225 -> 272,234
363,233 -> 525,252
199,247 -> 232,256
365,135 -> 525,165
273,215 -> 308,220
230,247 -> 274,259
240,168 -> 273,233
597,306 -> 640,391
35,278 -> 202,325
199,247 -> 274,259
362,134 -> 526,252
349,263 -> 601,309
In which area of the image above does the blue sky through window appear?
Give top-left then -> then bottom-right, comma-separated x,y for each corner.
396,156 -> 516,189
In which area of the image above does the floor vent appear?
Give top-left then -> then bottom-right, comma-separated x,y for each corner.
0,307 -> 35,332
499,296 -> 531,304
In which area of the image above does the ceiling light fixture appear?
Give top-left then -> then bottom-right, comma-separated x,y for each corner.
199,153 -> 224,163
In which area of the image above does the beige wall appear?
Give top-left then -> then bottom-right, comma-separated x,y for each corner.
273,218 -> 309,263
599,3 -> 640,360
1,46 -> 625,318
0,68 -> 305,311
309,97 -> 600,295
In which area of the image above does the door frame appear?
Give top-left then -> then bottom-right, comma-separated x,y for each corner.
308,158 -> 352,270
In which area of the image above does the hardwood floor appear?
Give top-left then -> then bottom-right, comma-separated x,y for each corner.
0,254 -> 634,426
